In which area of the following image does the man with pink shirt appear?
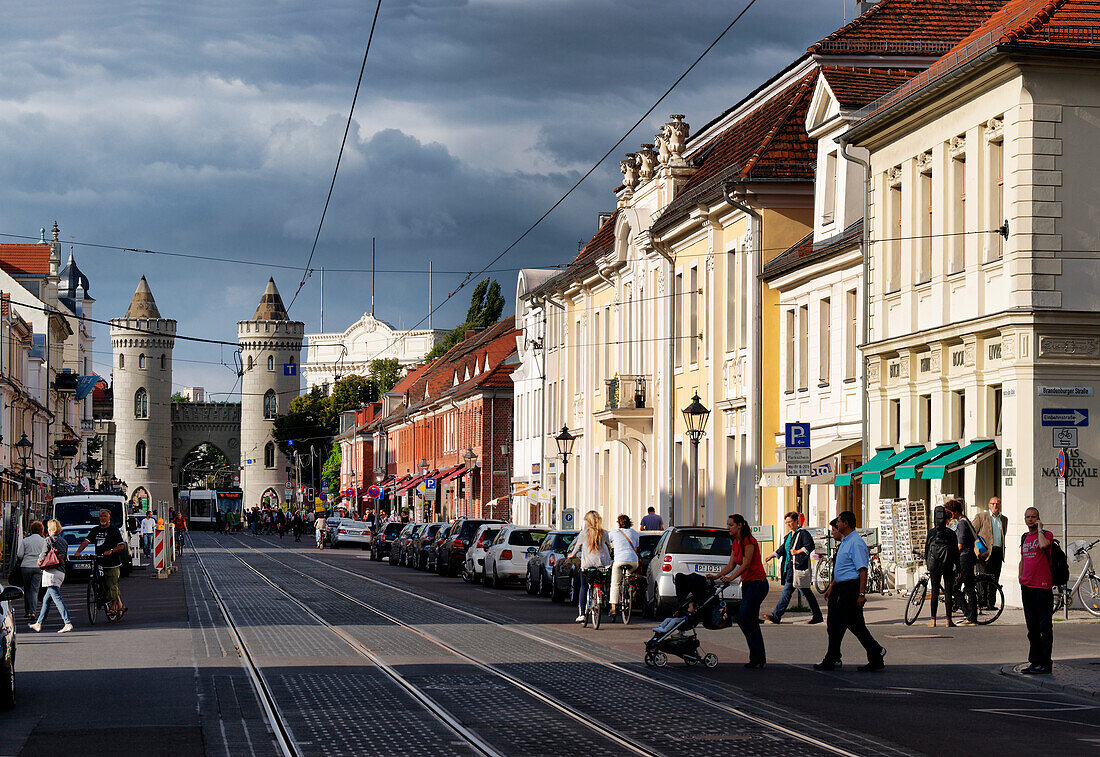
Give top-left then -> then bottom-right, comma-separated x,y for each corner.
1019,507 -> 1054,674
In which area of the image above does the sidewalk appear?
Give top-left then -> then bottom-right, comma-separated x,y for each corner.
1001,658 -> 1100,700
1,566 -> 202,756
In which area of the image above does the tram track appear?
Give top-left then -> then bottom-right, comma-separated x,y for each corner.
194,534 -> 658,757
227,533 -> 864,757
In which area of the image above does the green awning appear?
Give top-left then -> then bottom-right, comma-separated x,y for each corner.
860,444 -> 928,485
921,439 -> 997,479
895,442 -> 959,480
834,447 -> 896,487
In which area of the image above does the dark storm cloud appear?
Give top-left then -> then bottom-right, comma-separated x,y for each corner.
0,0 -> 842,392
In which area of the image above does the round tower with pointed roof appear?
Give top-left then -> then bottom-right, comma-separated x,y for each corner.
238,278 -> 303,507
111,276 -> 176,512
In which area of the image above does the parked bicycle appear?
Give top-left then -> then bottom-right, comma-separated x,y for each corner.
867,543 -> 887,595
1053,539 -> 1100,616
905,554 -> 1004,625
87,557 -> 121,625
813,533 -> 835,594
583,566 -> 611,629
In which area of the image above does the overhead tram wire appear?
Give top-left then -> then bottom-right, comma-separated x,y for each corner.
350,0 -> 765,368
287,0 -> 383,313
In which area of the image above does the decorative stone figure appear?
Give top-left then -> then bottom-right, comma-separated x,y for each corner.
620,153 -> 640,190
661,115 -> 689,165
636,144 -> 658,180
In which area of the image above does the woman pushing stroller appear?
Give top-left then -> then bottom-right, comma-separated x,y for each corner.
714,513 -> 770,669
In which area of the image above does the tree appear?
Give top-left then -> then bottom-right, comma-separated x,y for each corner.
424,277 -> 505,361
180,443 -> 231,488
329,374 -> 374,420
85,435 -> 104,477
322,444 -> 341,488
171,392 -> 191,403
369,358 -> 401,395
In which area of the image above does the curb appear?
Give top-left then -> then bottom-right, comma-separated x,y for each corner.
999,663 -> 1100,700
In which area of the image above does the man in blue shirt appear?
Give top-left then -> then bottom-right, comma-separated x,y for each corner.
814,511 -> 886,671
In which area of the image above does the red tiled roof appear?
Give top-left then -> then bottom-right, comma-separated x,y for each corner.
0,244 -> 50,276
529,209 -> 620,298
819,67 -> 920,109
761,220 -> 864,280
811,0 -> 1011,56
653,72 -> 818,231
851,0 -> 1100,128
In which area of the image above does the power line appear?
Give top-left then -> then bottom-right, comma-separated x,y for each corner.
350,0 -> 764,368
288,0 -> 383,312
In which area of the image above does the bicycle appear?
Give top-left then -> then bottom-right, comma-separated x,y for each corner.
867,544 -> 886,595
905,555 -> 1004,625
87,558 -> 122,625
615,565 -> 640,625
1053,539 -> 1100,616
583,566 -> 611,629
813,535 -> 835,594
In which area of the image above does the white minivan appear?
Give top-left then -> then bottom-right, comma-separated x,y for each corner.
52,493 -> 134,575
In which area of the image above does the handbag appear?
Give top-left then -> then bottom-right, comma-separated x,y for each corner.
38,542 -> 61,569
791,529 -> 813,588
973,535 -> 989,560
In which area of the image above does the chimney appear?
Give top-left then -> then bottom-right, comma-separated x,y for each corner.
856,0 -> 879,15
598,211 -> 613,229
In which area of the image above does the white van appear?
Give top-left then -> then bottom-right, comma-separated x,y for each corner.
52,493 -> 134,575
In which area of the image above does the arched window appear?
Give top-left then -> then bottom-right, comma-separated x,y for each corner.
160,354 -> 166,370
119,354 -> 125,369
135,440 -> 147,468
264,442 -> 275,468
267,355 -> 274,371
139,353 -> 146,369
263,389 -> 277,419
134,388 -> 148,418
248,355 -> 254,371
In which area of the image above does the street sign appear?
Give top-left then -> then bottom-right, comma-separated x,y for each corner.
284,363 -> 297,376
1053,427 -> 1079,449
367,485 -> 383,499
232,474 -> 240,485
284,486 -> 292,498
785,422 -> 811,448
345,488 -> 354,498
286,480 -> 293,488
785,448 -> 811,462
1040,408 -> 1088,427
563,509 -> 575,528
786,463 -> 812,476
1055,448 -> 1067,477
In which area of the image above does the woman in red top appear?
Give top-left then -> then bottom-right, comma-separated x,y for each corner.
717,513 -> 770,668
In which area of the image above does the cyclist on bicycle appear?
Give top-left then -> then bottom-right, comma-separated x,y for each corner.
567,510 -> 611,623
314,513 -> 329,549
608,514 -> 640,617
75,509 -> 128,620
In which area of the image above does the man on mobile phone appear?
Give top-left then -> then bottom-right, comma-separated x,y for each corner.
1019,507 -> 1053,674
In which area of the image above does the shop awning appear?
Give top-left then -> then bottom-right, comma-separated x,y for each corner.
512,483 -> 539,497
438,464 -> 467,483
833,447 -> 896,487
895,442 -> 959,480
761,437 -> 860,487
858,444 -> 927,485
394,474 -> 424,494
920,439 -> 998,479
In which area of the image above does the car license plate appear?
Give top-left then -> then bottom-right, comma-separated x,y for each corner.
694,563 -> 721,574
74,561 -> 91,570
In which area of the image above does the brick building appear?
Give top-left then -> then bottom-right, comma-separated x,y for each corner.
370,318 -> 518,521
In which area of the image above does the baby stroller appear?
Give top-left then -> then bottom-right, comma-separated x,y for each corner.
644,573 -> 735,668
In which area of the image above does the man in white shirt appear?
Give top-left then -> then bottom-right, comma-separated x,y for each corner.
140,511 -> 156,560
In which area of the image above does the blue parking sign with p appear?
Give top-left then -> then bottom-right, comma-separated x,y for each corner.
785,422 -> 810,448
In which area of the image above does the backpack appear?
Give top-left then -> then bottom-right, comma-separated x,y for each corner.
1021,532 -> 1070,586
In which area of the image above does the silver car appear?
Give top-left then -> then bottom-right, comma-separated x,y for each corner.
644,526 -> 742,618
1,582 -> 23,708
462,524 -> 505,583
484,526 -> 550,588
525,530 -> 578,596
331,518 -> 372,550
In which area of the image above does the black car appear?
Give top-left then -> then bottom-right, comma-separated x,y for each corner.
425,523 -> 454,573
549,531 -> 664,604
0,583 -> 24,708
435,518 -> 505,577
370,522 -> 406,561
525,530 -> 578,596
393,523 -> 423,567
412,523 -> 445,569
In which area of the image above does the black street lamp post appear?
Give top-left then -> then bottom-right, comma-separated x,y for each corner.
682,393 -> 710,526
554,426 -> 575,531
16,433 -> 32,526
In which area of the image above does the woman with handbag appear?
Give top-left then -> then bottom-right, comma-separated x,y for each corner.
15,521 -> 47,620
29,519 -> 73,634
764,512 -> 824,624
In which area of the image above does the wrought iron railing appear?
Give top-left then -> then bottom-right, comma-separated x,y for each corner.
604,375 -> 650,410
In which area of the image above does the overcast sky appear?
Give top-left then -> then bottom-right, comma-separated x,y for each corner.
0,0 -> 844,396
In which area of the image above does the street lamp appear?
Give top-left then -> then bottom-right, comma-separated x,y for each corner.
75,461 -> 86,493
682,393 -> 710,526
554,426 -> 575,530
417,457 -> 430,520
463,447 -> 477,518
16,433 -> 33,523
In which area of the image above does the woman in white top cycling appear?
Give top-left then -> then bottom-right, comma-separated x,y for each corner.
567,510 -> 611,623
609,514 -> 641,617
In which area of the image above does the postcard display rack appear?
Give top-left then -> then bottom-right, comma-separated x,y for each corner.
878,499 -> 928,591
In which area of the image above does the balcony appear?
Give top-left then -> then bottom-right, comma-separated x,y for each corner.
595,374 -> 653,437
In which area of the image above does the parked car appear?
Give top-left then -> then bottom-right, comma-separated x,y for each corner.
412,523 -> 446,569
392,523 -> 422,567
525,530 -> 578,596
484,526 -> 551,587
643,526 -> 741,618
331,518 -> 372,550
462,524 -> 505,583
60,525 -> 97,579
425,523 -> 453,572
436,518 -> 505,577
0,583 -> 23,708
370,522 -> 406,561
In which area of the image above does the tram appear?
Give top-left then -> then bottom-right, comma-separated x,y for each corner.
179,487 -> 244,529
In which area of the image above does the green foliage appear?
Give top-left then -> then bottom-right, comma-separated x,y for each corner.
171,392 -> 191,403
180,443 -> 232,488
273,386 -> 330,459
369,358 -> 402,394
85,435 -> 104,476
424,277 -> 505,362
329,374 -> 374,418
322,444 -> 341,485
